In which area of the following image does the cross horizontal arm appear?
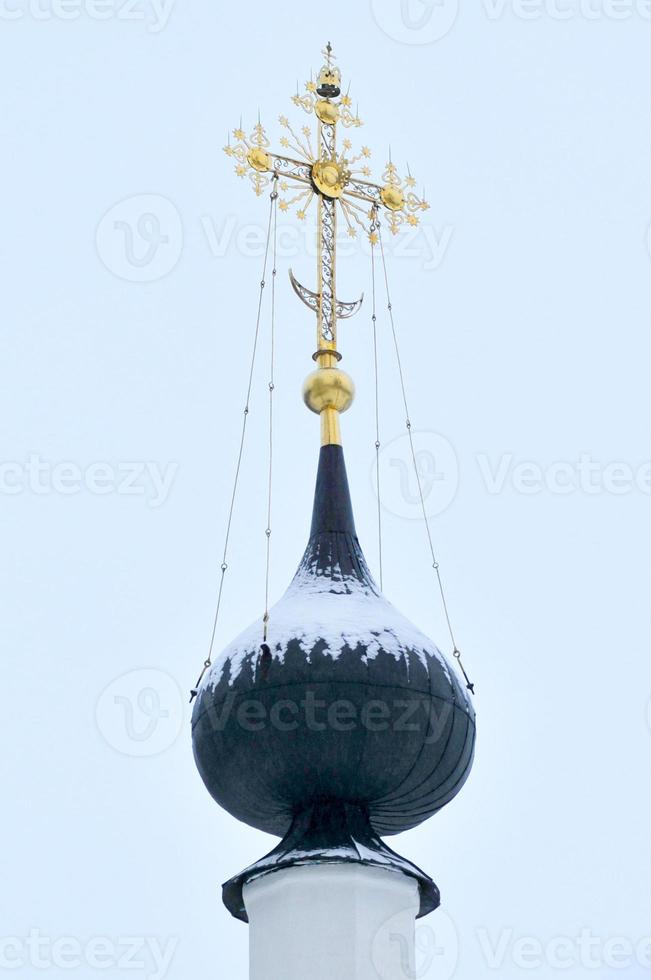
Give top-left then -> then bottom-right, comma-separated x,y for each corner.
267,152 -> 313,185
343,177 -> 383,207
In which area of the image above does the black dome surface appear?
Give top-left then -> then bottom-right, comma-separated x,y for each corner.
192,444 -> 475,840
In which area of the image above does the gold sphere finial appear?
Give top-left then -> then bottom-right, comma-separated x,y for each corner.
303,366 -> 355,416
303,360 -> 355,447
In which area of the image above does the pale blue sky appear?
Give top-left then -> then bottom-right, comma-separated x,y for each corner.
1,2 -> 650,978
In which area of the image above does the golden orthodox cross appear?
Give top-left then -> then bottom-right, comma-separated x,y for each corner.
225,42 -> 429,360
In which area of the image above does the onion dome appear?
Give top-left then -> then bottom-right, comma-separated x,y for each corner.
192,442 -> 476,921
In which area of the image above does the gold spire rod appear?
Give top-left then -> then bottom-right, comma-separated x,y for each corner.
224,43 -> 429,446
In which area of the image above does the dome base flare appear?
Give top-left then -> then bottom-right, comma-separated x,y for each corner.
223,802 -> 440,922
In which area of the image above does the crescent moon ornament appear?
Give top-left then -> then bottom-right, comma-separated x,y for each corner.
289,268 -> 363,321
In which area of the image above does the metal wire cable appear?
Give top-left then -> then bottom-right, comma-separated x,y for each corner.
370,208 -> 383,591
376,220 -> 475,695
263,178 -> 279,642
190,187 -> 277,702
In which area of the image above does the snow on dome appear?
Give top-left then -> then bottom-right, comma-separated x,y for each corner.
201,554 -> 455,694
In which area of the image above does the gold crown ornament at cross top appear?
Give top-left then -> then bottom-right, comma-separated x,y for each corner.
224,43 -> 429,447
